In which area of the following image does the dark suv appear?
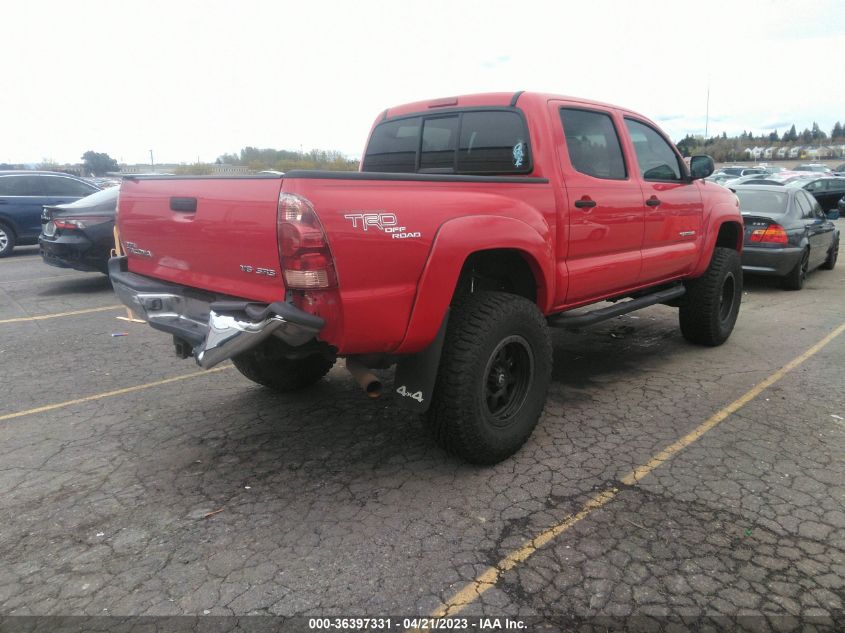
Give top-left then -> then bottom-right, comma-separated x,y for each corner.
0,171 -> 100,257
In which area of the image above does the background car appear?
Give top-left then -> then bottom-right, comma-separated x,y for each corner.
39,186 -> 118,273
786,177 -> 845,211
792,163 -> 833,174
717,166 -> 768,177
724,174 -> 783,187
0,171 -> 100,257
735,184 -> 838,290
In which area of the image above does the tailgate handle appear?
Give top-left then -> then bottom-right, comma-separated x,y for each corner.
170,197 -> 197,213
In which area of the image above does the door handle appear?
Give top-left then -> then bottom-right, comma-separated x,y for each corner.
170,197 -> 198,212
645,197 -> 661,207
574,198 -> 596,209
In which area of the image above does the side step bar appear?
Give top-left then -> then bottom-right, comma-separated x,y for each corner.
548,284 -> 686,330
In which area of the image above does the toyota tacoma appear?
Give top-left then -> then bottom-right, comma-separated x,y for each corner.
110,91 -> 742,464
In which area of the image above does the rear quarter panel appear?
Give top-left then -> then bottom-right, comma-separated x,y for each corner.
282,177 -> 556,354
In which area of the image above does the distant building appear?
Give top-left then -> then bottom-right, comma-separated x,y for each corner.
211,163 -> 250,175
117,163 -> 251,175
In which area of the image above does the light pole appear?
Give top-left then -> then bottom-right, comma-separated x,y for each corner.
149,149 -> 154,172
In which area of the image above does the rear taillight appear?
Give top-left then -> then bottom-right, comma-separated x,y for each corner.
277,193 -> 336,288
53,216 -> 112,230
749,223 -> 788,244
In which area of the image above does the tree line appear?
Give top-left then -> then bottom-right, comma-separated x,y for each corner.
676,121 -> 845,162
215,147 -> 359,172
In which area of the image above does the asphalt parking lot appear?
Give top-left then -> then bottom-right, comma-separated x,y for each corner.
1,238 -> 844,632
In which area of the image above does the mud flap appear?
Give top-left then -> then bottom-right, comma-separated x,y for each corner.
393,310 -> 449,413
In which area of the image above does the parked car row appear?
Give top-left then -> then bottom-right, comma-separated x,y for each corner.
0,171 -> 103,257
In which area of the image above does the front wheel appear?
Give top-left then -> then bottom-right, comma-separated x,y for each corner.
424,291 -> 553,465
679,247 -> 742,346
233,338 -> 335,392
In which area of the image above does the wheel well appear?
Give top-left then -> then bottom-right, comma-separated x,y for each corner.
453,249 -> 538,304
0,216 -> 16,234
715,221 -> 742,251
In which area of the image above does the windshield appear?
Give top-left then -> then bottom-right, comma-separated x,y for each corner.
735,189 -> 789,214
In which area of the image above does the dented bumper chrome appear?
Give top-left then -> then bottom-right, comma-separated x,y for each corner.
108,256 -> 323,369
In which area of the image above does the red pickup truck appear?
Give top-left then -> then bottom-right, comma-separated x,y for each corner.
110,91 -> 742,464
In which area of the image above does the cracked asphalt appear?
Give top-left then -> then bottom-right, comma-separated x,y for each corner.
1,236 -> 844,631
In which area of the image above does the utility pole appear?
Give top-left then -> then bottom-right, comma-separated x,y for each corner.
704,80 -> 710,140
149,149 -> 154,172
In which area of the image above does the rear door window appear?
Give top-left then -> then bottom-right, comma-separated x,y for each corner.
624,118 -> 685,181
0,176 -> 23,195
795,192 -> 814,218
43,176 -> 97,196
559,108 -> 626,180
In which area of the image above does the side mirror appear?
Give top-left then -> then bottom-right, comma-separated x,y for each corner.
827,209 -> 840,220
689,155 -> 715,180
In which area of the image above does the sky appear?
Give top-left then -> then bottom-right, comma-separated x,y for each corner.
2,0 -> 843,165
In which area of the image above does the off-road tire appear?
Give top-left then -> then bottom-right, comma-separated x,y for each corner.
820,238 -> 838,271
782,248 -> 809,290
233,338 -> 335,392
679,247 -> 742,346
423,291 -> 553,465
0,222 -> 15,258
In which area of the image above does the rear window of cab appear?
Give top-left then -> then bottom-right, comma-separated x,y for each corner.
362,110 -> 532,175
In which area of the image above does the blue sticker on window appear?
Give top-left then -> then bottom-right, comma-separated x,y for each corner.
512,141 -> 525,168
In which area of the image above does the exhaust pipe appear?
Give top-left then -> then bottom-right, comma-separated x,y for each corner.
346,357 -> 382,398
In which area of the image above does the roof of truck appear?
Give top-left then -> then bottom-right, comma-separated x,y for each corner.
382,91 -> 645,121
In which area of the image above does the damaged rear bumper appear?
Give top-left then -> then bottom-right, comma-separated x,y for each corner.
108,256 -> 323,369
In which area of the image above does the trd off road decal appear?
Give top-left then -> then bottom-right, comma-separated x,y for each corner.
343,212 -> 421,239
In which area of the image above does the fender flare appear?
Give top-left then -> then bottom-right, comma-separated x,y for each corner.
693,204 -> 743,276
394,215 -> 553,354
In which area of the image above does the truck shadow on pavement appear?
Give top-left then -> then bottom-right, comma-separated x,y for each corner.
37,275 -> 112,296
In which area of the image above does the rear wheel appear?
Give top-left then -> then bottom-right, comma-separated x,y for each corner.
424,291 -> 552,465
820,239 -> 838,271
679,247 -> 742,346
233,338 -> 335,392
782,248 -> 809,290
0,223 -> 15,258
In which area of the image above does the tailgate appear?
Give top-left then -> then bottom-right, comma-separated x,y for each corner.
117,177 -> 285,302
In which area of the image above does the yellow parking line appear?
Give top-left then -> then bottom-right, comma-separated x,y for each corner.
0,365 -> 233,422
0,305 -> 122,324
431,322 -> 845,617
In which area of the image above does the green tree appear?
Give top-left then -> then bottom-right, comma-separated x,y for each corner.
784,125 -> 798,142
831,121 -> 843,140
174,163 -> 213,175
82,151 -> 119,176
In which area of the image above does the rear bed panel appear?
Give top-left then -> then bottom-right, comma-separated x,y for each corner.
118,177 -> 285,303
